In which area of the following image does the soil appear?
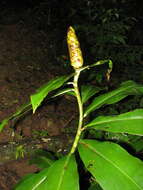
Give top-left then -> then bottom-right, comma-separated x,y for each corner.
0,7 -> 78,190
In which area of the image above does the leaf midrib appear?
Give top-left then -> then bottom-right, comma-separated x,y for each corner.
87,115 -> 143,126
56,155 -> 71,190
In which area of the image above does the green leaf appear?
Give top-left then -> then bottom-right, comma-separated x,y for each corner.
85,109 -> 143,135
127,136 -> 143,152
113,35 -> 126,45
0,119 -> 8,132
29,150 -> 55,169
84,80 -> 143,117
89,60 -> 113,70
78,139 -> 143,190
0,102 -> 31,132
14,155 -> 79,190
81,85 -> 101,104
52,88 -> 75,98
12,102 -> 31,118
31,75 -> 72,113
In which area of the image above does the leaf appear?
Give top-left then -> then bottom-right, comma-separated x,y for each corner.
78,139 -> 143,190
0,119 -> 8,132
85,109 -> 143,135
12,102 -> 31,118
113,35 -> 126,45
29,150 -> 55,169
81,85 -> 101,104
84,80 -> 143,117
52,88 -> 75,98
14,155 -> 79,190
52,85 -> 101,104
127,136 -> 143,152
89,60 -> 113,70
0,102 -> 31,132
14,168 -> 50,190
30,75 -> 73,113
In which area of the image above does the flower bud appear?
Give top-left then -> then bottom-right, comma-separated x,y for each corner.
67,26 -> 83,69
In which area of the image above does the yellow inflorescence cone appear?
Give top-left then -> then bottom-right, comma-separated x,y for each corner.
67,26 -> 83,69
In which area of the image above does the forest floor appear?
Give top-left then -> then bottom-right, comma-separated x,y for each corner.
0,9 -> 78,190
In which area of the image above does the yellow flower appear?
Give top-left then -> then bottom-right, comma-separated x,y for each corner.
67,26 -> 83,69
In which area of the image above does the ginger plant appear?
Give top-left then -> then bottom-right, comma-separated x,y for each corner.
1,26 -> 143,190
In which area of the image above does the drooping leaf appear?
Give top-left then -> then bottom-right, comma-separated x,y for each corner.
78,139 -> 143,190
12,102 -> 31,118
81,85 -> 101,104
14,155 -> 79,190
31,75 -> 73,113
84,80 -> 143,117
85,109 -> 143,136
0,102 -> 31,132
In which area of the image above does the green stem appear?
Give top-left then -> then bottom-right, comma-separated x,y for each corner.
70,69 -> 83,154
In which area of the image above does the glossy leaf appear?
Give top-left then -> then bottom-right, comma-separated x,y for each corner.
14,155 -> 79,190
85,109 -> 143,135
84,80 -> 143,117
78,139 -> 143,190
31,75 -> 72,113
81,85 -> 101,104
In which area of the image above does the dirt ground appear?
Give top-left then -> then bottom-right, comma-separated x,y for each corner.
0,10 -> 78,190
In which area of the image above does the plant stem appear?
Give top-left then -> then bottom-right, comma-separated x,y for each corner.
69,69 -> 83,154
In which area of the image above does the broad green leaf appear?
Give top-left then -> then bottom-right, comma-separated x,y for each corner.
81,85 -> 101,104
78,139 -> 143,190
84,80 -> 143,117
31,75 -> 73,113
31,156 -> 54,169
14,155 -> 79,190
85,109 -> 143,135
14,168 -> 51,190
